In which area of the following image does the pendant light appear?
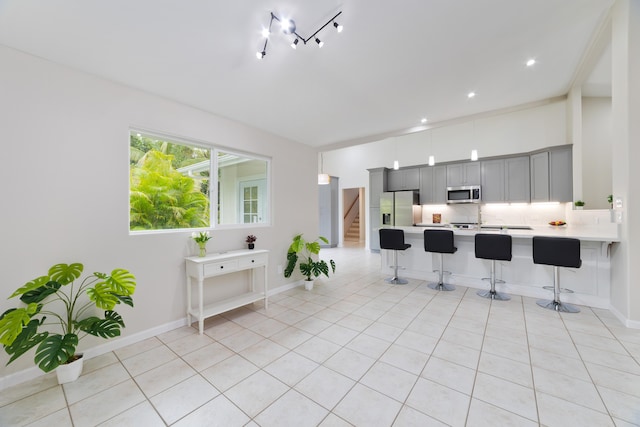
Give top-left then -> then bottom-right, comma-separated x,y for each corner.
428,130 -> 435,166
318,152 -> 330,185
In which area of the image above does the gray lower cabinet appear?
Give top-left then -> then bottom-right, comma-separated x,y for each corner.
447,162 -> 481,187
420,165 -> 447,204
387,168 -> 420,191
530,146 -> 572,202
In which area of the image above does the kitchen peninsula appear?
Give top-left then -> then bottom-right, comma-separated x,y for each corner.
381,222 -> 619,309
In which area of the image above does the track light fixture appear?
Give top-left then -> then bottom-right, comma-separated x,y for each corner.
257,11 -> 342,58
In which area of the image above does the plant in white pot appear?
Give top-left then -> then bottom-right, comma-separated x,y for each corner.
284,234 -> 336,290
0,262 -> 136,383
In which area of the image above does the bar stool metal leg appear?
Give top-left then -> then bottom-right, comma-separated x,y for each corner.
477,259 -> 511,300
536,266 -> 580,313
428,253 -> 455,291
385,249 -> 408,285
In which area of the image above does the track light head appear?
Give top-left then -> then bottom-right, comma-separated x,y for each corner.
291,38 -> 299,49
333,21 -> 343,32
261,28 -> 270,38
315,37 -> 324,48
280,19 -> 296,34
256,51 -> 266,59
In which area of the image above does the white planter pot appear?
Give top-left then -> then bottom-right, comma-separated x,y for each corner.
304,280 -> 314,291
56,354 -> 84,384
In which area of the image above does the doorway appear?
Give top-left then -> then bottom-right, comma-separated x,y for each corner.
343,187 -> 365,247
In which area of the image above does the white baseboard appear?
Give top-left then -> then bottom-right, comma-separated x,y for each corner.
0,317 -> 188,391
609,304 -> 640,329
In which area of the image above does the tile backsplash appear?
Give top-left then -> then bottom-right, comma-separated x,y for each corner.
419,203 -> 612,226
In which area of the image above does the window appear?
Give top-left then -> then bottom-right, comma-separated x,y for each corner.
129,131 -> 269,232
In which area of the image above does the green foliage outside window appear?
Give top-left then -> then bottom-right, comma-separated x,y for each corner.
130,134 -> 210,231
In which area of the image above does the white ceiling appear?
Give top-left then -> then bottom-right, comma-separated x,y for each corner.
0,0 -> 613,148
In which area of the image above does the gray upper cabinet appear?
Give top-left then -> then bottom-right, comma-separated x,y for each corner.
505,156 -> 531,202
549,147 -> 573,202
530,152 -> 550,202
481,159 -> 505,202
368,168 -> 387,208
368,168 -> 387,252
530,146 -> 572,202
387,168 -> 420,191
419,165 -> 447,204
482,156 -> 531,203
447,162 -> 481,187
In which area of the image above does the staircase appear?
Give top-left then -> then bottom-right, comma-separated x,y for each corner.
344,213 -> 361,241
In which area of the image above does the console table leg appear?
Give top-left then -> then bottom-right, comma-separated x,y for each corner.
198,278 -> 204,334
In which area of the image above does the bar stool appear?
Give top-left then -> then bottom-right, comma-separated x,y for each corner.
424,229 -> 457,291
533,236 -> 581,313
475,233 -> 512,301
379,229 -> 412,285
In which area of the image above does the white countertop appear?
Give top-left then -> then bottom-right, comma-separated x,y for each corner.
393,223 -> 620,242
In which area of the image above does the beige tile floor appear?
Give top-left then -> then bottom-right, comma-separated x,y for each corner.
2,245 -> 640,426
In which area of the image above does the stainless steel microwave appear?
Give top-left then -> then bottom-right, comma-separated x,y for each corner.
446,185 -> 481,204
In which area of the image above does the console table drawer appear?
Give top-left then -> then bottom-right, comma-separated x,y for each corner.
238,253 -> 267,268
203,260 -> 239,276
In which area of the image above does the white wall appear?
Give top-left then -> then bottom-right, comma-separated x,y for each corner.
0,45 -> 318,377
324,100 -> 568,190
582,97 -> 613,209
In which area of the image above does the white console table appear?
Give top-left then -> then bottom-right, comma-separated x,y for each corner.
185,249 -> 268,334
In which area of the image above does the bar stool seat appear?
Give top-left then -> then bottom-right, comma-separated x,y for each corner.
424,229 -> 457,291
533,236 -> 581,313
475,233 -> 512,301
379,228 -> 411,285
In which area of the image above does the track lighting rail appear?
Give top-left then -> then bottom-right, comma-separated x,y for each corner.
257,11 -> 342,58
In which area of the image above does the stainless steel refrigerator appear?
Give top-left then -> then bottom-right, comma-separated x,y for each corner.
380,191 -> 421,226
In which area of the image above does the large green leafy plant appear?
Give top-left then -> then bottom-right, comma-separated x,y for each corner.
0,263 -> 136,372
284,234 -> 336,281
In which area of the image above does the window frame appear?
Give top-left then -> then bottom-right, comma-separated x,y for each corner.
129,129 -> 271,235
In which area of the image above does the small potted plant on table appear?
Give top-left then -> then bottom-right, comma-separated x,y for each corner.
246,235 -> 257,250
574,200 -> 585,210
192,231 -> 212,257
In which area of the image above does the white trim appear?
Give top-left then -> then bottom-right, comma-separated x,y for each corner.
0,318 -> 187,391
609,304 -> 640,329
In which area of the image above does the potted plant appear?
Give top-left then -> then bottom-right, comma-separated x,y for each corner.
0,262 -> 136,383
574,200 -> 585,210
284,234 -> 336,290
246,235 -> 257,250
607,194 -> 613,209
192,231 -> 212,257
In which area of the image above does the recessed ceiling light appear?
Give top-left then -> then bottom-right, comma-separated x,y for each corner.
421,118 -> 427,124
467,92 -> 476,98
526,59 -> 536,67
